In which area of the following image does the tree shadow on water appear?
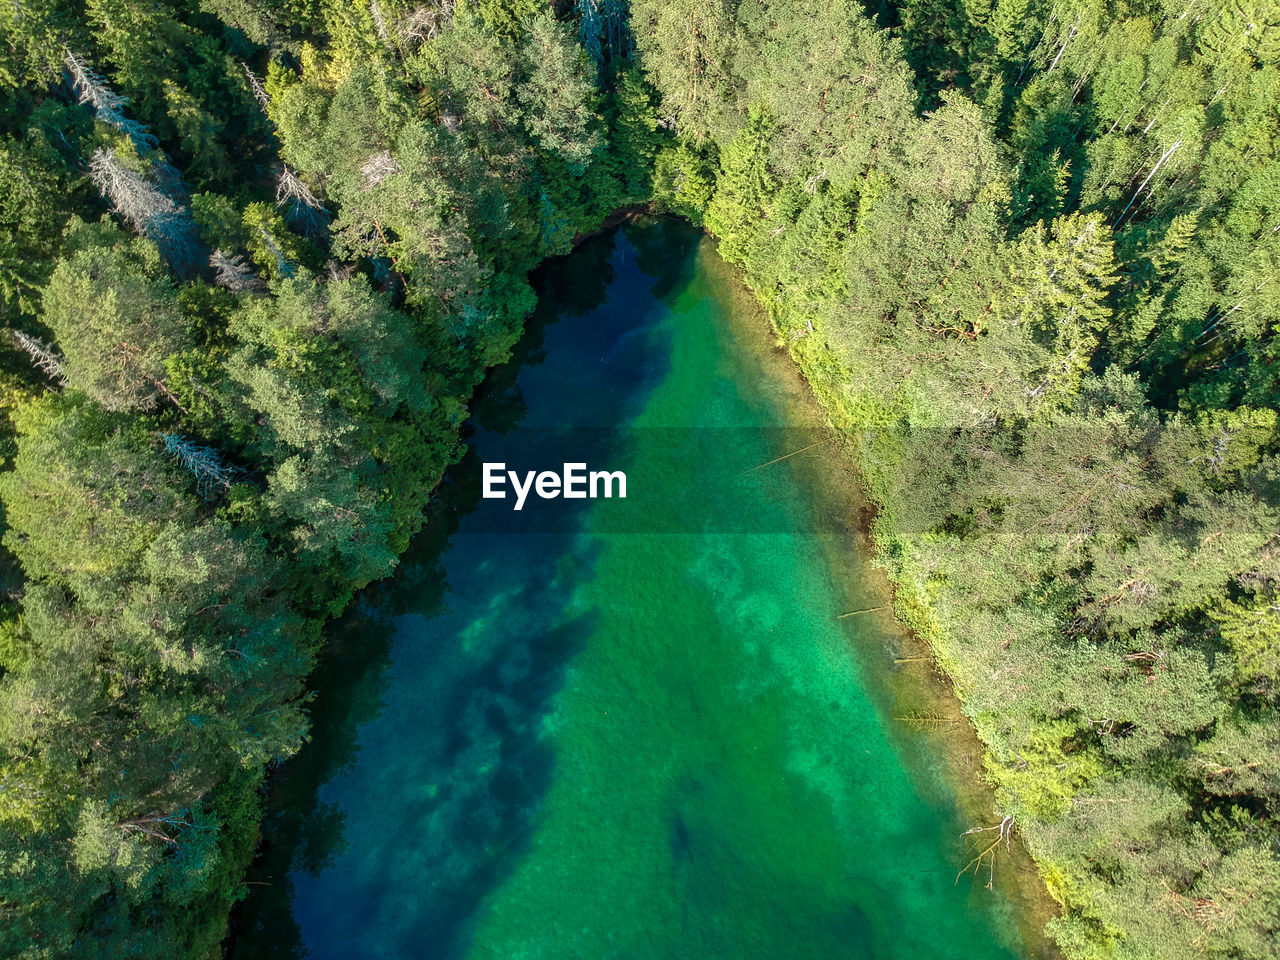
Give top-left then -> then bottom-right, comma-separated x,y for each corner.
227,464 -> 600,960
533,226 -> 618,320
223,490 -> 457,960
624,216 -> 703,305
227,217 -> 693,960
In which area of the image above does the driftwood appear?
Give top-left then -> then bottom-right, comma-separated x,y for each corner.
838,606 -> 884,619
957,815 -> 1015,890
739,438 -> 830,475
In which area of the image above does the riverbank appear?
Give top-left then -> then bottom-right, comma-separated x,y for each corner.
695,234 -> 1065,957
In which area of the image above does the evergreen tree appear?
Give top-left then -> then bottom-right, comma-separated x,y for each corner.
704,107 -> 774,265
41,219 -> 192,412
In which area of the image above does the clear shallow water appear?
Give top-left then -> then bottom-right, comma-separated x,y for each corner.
229,220 -> 1037,960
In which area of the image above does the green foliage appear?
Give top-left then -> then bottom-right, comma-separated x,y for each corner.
1216,595 -> 1280,686
225,272 -> 426,450
0,3 -> 620,954
704,107 -> 774,264
0,135 -> 67,322
606,64 -> 666,202
629,0 -> 738,141
476,0 -> 544,38
635,0 -> 1280,956
990,211 -> 1118,401
41,219 -> 192,412
516,12 -> 602,172
243,200 -> 312,278
652,140 -> 717,223
3,0 -> 1279,957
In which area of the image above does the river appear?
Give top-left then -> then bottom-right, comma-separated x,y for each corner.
228,218 -> 1053,960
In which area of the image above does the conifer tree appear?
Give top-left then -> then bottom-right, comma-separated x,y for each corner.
41,219 -> 193,412
704,107 -> 774,265
991,212 -> 1118,400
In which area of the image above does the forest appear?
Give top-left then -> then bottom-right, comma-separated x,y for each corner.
0,0 -> 1276,958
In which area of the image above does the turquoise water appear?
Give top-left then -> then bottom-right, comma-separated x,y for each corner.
229,220 -> 1040,960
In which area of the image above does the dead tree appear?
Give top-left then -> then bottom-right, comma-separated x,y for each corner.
360,151 -> 401,187
1115,140 -> 1182,229
89,148 -> 204,277
257,226 -> 295,279
398,1 -> 455,49
8,330 -> 68,386
64,48 -> 157,150
89,147 -> 175,229
956,815 -> 1016,890
163,433 -> 240,499
210,249 -> 266,293
118,811 -> 192,845
370,0 -> 393,48
275,165 -> 329,240
241,61 -> 270,110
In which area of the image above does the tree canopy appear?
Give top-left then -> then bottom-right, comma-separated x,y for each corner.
0,0 -> 1277,957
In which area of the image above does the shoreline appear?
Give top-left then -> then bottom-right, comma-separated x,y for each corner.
696,228 -> 1065,958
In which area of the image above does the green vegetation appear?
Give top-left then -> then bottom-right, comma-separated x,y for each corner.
632,0 -> 1280,956
0,1 -> 639,955
0,0 -> 1276,958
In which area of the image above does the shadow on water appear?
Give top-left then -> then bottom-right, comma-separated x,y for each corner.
225,484 -> 459,960
226,218 -> 702,960
228,502 -> 599,960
